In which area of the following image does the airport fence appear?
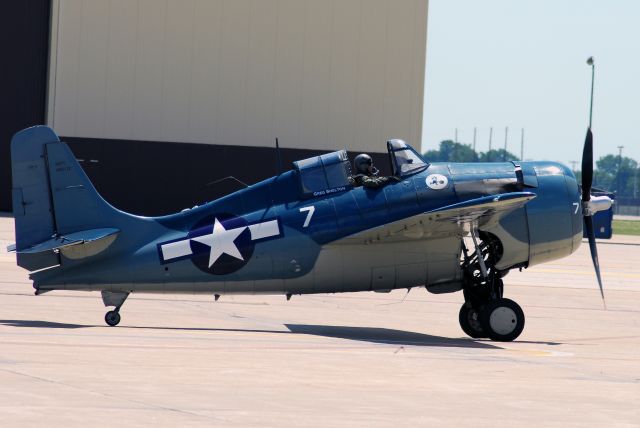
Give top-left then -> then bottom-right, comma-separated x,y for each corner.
614,197 -> 640,217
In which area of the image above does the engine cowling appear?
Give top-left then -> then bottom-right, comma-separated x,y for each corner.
450,161 -> 584,271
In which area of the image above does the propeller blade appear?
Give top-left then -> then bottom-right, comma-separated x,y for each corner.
581,128 -> 593,201
584,216 -> 606,308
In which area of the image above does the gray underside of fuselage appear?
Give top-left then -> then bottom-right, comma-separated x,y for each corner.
38,237 -> 464,296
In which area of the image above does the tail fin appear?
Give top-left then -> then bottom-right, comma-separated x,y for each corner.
11,126 -> 125,271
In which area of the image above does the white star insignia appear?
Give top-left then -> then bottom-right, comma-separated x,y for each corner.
191,218 -> 246,267
159,218 -> 281,267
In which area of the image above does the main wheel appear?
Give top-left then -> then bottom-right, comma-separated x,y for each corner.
480,298 -> 525,342
104,310 -> 121,327
458,304 -> 486,338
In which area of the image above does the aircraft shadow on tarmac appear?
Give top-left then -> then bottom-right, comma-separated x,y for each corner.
284,324 -> 501,349
0,319 -> 506,349
0,319 -> 88,329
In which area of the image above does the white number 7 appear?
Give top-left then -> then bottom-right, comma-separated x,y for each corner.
299,206 -> 315,228
573,202 -> 580,214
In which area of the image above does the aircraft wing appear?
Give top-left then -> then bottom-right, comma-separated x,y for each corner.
334,192 -> 536,245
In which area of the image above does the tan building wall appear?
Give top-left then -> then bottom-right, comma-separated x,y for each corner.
48,0 -> 428,153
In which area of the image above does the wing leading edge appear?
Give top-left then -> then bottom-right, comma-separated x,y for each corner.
333,192 -> 536,245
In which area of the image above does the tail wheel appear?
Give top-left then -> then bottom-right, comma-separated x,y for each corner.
480,298 -> 525,342
104,310 -> 121,327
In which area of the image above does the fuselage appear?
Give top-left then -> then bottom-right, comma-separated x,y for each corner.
33,160 -> 582,296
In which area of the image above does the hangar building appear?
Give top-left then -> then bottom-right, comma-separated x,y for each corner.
1,0 -> 428,215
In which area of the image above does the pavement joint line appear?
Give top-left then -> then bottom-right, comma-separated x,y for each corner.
556,335 -> 640,343
0,367 -> 228,422
0,325 -> 505,350
0,339 -> 502,356
505,283 -> 640,294
528,269 -> 640,279
587,241 -> 640,246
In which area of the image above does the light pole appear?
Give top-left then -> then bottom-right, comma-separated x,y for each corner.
617,145 -> 624,195
585,57 -> 595,190
503,126 -> 509,161
587,56 -> 595,129
488,127 -> 493,161
473,127 -> 477,152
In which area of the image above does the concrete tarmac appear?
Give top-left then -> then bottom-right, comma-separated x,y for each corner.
0,215 -> 638,427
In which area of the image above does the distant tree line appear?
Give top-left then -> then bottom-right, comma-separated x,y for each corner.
590,155 -> 639,199
423,140 -> 640,198
423,140 -> 520,163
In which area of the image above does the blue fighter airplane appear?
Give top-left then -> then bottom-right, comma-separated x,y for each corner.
8,126 -> 612,341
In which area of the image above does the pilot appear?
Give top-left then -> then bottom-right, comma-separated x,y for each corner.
350,154 -> 399,189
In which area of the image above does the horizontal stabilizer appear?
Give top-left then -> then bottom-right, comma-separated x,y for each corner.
7,244 -> 16,253
18,228 -> 119,254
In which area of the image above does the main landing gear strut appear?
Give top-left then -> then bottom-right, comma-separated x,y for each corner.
459,230 -> 525,342
101,291 -> 129,327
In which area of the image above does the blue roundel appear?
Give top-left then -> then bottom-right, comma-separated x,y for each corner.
188,214 -> 255,275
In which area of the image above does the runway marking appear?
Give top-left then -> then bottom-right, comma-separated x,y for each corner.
502,348 -> 574,357
529,268 -> 640,279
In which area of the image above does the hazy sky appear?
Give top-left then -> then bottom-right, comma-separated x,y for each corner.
422,0 -> 640,165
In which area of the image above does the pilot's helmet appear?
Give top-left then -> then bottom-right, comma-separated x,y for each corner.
354,154 -> 373,175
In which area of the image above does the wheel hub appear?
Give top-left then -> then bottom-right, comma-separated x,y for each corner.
489,306 -> 517,335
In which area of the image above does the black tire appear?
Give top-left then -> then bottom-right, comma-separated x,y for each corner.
458,304 -> 486,338
104,310 -> 121,327
480,298 -> 525,342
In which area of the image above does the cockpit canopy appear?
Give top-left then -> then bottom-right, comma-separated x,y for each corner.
387,139 -> 429,176
293,150 -> 353,198
292,139 -> 427,198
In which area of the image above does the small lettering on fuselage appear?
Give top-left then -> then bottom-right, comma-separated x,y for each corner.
313,186 -> 347,197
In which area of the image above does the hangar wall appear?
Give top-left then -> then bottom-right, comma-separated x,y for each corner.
0,1 -> 51,213
50,0 -> 427,153
3,0 -> 428,215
